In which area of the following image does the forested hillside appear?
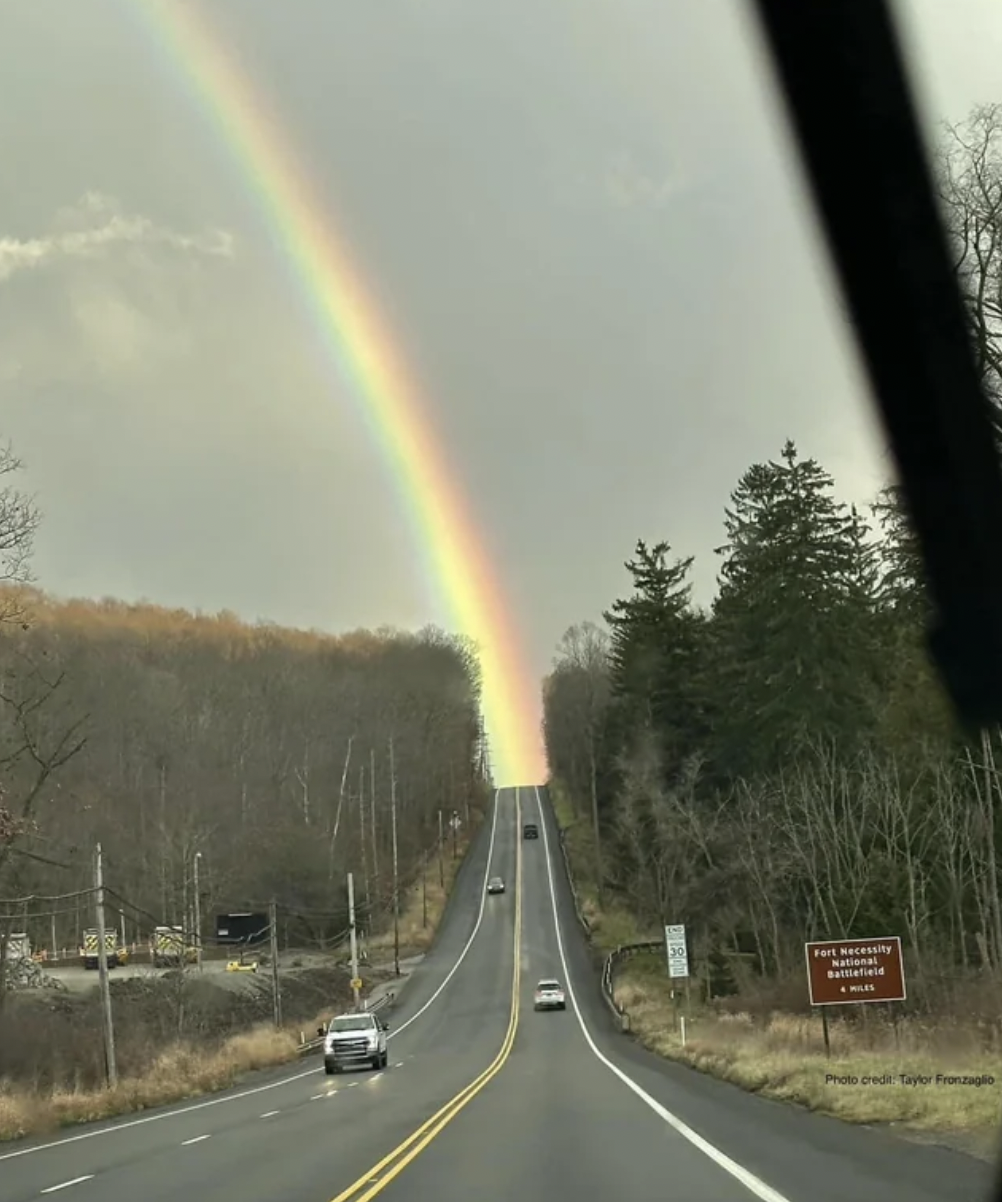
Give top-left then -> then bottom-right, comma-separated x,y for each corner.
544,102 -> 1002,1012
543,449 -> 996,1007
0,451 -> 489,964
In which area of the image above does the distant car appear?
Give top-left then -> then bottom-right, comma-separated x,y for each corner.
523,823 -> 539,840
487,877 -> 505,894
533,978 -> 566,1011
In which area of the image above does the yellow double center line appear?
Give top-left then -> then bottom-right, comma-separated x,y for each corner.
329,791 -> 523,1202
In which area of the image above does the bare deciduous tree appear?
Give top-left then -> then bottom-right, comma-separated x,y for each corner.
939,103 -> 1002,418
0,442 -> 40,630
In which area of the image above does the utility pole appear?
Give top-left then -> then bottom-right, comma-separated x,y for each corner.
347,871 -> 360,1011
268,899 -> 282,1028
437,809 -> 445,890
94,843 -> 117,1087
389,737 -> 400,978
370,747 -> 379,884
193,853 -> 203,972
452,810 -> 458,860
358,764 -> 370,912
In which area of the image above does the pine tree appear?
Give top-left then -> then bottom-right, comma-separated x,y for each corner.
602,540 -> 705,777
870,484 -> 958,755
871,483 -> 929,625
711,441 -> 879,776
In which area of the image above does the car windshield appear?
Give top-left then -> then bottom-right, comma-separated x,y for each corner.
327,1017 -> 374,1033
537,981 -> 561,991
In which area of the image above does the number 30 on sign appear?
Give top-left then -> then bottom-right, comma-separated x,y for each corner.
664,924 -> 689,979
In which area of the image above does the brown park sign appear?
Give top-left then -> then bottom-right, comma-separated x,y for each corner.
805,936 -> 906,1006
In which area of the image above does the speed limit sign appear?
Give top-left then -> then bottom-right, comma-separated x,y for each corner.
664,924 -> 689,979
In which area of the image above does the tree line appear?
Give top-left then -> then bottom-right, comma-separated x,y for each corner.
0,453 -> 490,974
543,104 -> 1002,1011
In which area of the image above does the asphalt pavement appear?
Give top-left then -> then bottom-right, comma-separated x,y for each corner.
0,791 -> 516,1202
1,785 -> 997,1202
370,786 -> 998,1202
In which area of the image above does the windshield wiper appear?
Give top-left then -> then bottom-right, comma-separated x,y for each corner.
748,0 -> 1002,737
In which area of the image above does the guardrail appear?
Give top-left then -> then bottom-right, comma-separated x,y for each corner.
600,941 -> 663,1032
296,987 -> 395,1055
555,826 -> 592,939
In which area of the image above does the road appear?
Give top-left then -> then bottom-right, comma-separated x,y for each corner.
0,787 -> 996,1202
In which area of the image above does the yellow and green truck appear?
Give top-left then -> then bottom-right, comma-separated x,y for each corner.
80,928 -> 127,969
151,925 -> 197,967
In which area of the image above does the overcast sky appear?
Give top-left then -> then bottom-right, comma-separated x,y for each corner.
2,0 -> 1001,700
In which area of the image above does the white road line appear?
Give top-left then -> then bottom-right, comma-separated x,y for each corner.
387,789 -> 503,1039
40,1177 -> 93,1193
181,1135 -> 211,1146
259,1110 -> 280,1119
393,1062 -> 404,1069
531,785 -> 792,1202
0,1064 -> 322,1165
310,1093 -> 326,1101
0,792 -> 504,1165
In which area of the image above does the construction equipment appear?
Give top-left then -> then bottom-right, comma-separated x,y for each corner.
80,928 -> 126,970
6,932 -> 31,961
151,925 -> 197,968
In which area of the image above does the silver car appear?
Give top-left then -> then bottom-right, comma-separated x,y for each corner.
487,876 -> 505,894
533,978 -> 566,1011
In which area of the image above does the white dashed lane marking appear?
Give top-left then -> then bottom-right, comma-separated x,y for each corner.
40,1176 -> 94,1193
259,1110 -> 280,1119
181,1135 -> 211,1146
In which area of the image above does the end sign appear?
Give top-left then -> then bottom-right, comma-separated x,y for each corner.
805,936 -> 906,1006
664,924 -> 689,979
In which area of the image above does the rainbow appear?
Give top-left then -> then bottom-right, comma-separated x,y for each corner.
137,1 -> 542,785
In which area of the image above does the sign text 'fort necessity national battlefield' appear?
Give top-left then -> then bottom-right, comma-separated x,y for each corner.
805,936 -> 907,1006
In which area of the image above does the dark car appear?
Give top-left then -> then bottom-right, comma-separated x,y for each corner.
523,823 -> 539,840
487,876 -> 505,894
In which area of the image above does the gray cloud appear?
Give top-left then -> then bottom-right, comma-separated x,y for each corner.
0,0 -> 999,694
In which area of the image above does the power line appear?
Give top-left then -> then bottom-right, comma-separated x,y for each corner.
0,887 -> 96,906
102,887 -> 164,933
0,903 -> 87,923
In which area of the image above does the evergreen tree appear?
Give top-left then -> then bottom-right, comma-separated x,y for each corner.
602,540 -> 705,778
711,441 -> 878,776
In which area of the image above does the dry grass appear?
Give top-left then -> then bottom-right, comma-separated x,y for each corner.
550,775 -> 1002,1146
368,835 -> 474,959
0,1025 -> 299,1142
614,957 -> 1002,1142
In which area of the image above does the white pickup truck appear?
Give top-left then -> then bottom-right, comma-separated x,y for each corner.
319,1012 -> 389,1073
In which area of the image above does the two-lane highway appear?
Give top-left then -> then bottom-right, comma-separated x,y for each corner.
361,785 -> 996,1202
2,785 -> 996,1202
0,790 -> 522,1202
377,785 -> 777,1201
